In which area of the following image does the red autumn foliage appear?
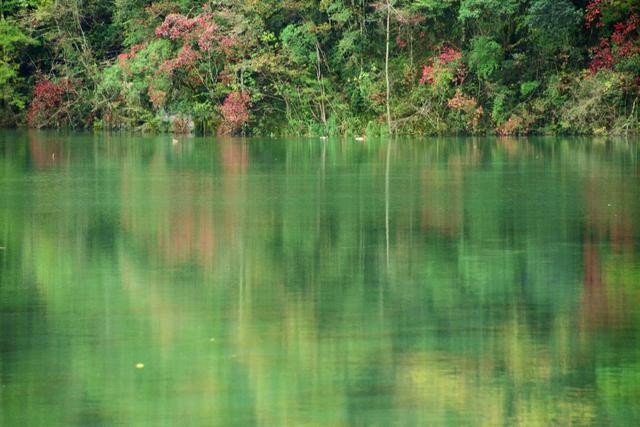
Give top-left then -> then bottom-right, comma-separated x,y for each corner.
198,23 -> 221,51
220,91 -> 250,134
118,43 -> 147,65
612,17 -> 638,44
154,8 -> 223,54
155,13 -> 207,40
590,38 -> 614,73
396,36 -> 407,49
420,47 -> 465,85
27,78 -> 74,128
420,64 -> 435,85
438,47 -> 462,64
589,14 -> 640,74
218,36 -> 237,55
159,44 -> 201,74
116,4 -> 245,120
585,0 -> 606,29
150,6 -> 239,85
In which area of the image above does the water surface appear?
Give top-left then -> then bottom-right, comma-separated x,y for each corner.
1,132 -> 639,425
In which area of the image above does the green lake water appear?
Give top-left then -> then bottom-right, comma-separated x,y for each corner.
1,131 -> 639,426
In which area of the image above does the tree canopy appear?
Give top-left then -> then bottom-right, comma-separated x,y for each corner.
0,0 -> 639,135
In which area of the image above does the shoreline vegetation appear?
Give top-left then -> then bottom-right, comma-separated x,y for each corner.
1,1 -> 639,137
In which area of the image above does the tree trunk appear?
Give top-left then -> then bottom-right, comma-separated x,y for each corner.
385,0 -> 392,133
316,42 -> 327,127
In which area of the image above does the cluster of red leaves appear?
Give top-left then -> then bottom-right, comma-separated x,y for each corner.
220,91 -> 250,134
590,14 -> 640,74
420,47 -> 465,85
419,65 -> 436,85
585,0 -> 607,29
219,36 -> 237,55
612,15 -> 639,51
151,6 -> 239,83
27,78 -> 73,127
439,48 -> 462,64
155,13 -> 209,40
159,44 -> 201,74
115,4 -> 246,118
198,23 -> 220,51
117,43 -> 147,65
590,38 -> 614,73
396,35 -> 407,48
145,5 -> 239,108
155,8 -> 226,54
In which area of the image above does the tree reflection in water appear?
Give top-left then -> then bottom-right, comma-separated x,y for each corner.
0,132 -> 638,425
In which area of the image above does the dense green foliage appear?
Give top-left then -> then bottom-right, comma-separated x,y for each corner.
1,0 -> 639,135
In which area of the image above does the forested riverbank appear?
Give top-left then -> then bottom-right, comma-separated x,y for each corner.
1,1 -> 639,136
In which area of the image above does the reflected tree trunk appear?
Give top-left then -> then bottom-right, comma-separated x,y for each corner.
385,141 -> 391,269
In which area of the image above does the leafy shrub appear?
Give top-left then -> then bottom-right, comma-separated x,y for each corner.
496,112 -> 533,136
561,71 -> 633,134
520,81 -> 540,97
419,47 -> 465,89
447,90 -> 484,133
468,36 -> 502,80
26,78 -> 76,128
219,91 -> 250,135
491,92 -> 510,125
